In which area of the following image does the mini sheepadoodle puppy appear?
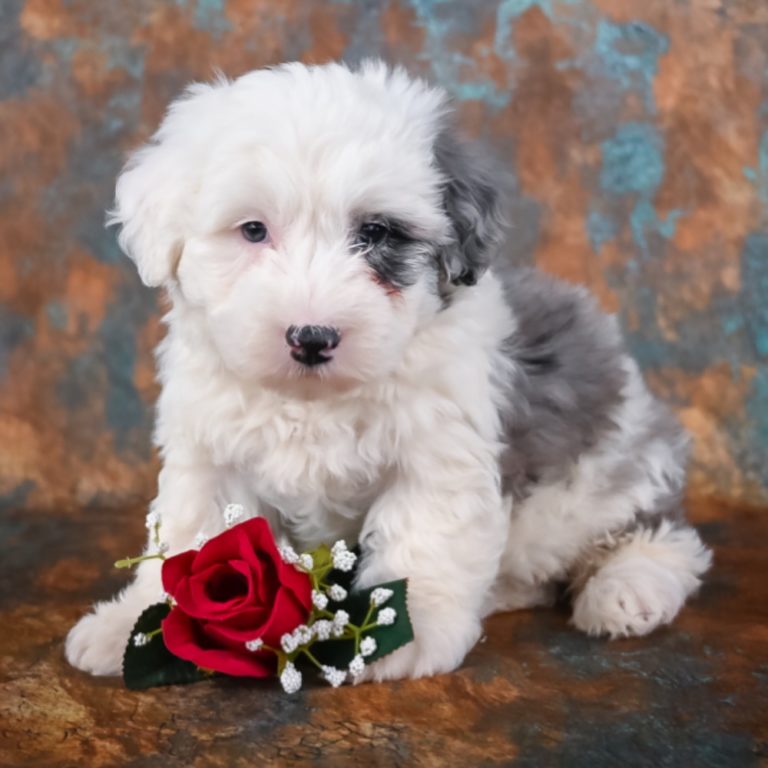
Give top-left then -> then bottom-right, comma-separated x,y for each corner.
66,61 -> 711,681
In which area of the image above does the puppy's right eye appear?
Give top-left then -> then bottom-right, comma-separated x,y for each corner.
240,221 -> 268,243
356,221 -> 390,248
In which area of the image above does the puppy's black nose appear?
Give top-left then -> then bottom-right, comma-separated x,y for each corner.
286,325 -> 341,366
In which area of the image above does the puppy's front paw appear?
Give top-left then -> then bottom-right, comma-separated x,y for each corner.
65,600 -> 138,676
357,616 -> 482,683
571,555 -> 685,639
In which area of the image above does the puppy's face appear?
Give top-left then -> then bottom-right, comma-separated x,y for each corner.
114,62 -> 504,397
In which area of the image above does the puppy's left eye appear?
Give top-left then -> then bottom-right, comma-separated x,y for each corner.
240,221 -> 268,243
356,222 -> 389,248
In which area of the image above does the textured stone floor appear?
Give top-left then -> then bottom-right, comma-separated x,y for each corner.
1,497 -> 766,767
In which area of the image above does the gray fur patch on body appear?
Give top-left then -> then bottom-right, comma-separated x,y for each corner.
497,268 -> 689,524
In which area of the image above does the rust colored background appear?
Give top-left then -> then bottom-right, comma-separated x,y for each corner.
2,3 -> 768,765
1,0 -> 767,511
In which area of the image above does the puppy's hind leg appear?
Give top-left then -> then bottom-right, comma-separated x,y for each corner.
570,520 -> 712,639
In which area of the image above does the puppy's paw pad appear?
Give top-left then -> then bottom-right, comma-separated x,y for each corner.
571,556 -> 686,639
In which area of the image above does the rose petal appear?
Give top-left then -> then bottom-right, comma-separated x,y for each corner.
162,608 -> 275,678
207,606 -> 272,633
253,552 -> 279,605
176,560 -> 266,620
161,550 -> 197,597
257,585 -> 313,648
190,528 -> 244,573
274,559 -> 313,614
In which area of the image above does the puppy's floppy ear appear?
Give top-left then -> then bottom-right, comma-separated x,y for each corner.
109,142 -> 185,287
434,129 -> 509,286
109,81 -> 224,287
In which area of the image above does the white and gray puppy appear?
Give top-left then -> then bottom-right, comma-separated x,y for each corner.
66,61 -> 711,681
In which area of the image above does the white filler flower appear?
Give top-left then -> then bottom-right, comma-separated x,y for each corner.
331,541 -> 357,572
376,607 -> 397,626
328,584 -> 348,602
360,636 -> 377,657
348,654 -> 365,679
370,587 -> 394,607
280,662 -> 302,694
278,544 -> 299,565
321,666 -> 346,688
223,503 -> 246,528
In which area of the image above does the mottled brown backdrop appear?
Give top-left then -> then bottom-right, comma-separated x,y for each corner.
1,0 -> 767,512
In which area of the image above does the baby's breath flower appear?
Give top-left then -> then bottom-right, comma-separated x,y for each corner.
312,620 -> 333,641
330,540 -> 357,572
294,625 -> 313,645
223,503 -> 246,528
298,553 -> 314,571
281,632 -> 299,653
360,636 -> 377,657
279,544 -> 299,565
245,638 -> 264,652
280,662 -> 302,694
377,607 -> 397,626
321,665 -> 346,688
348,654 -> 365,679
312,590 -> 329,610
332,550 -> 357,572
157,542 -> 170,555
133,632 -> 150,647
159,590 -> 173,604
332,610 -> 350,637
331,540 -> 348,555
370,587 -> 394,607
193,532 -> 209,549
145,510 -> 161,530
328,584 -> 348,602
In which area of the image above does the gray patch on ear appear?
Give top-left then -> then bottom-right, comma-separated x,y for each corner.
433,129 -> 510,287
498,269 -> 628,499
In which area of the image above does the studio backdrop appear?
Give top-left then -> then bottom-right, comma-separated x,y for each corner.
1,0 -> 766,512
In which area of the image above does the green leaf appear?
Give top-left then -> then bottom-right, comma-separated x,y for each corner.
311,579 -> 414,669
308,543 -> 332,570
123,603 -> 208,690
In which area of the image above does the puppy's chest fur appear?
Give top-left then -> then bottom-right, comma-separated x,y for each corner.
207,390 -> 404,544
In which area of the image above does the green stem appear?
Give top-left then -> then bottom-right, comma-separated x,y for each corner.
353,602 -> 377,652
261,644 -> 279,655
115,552 -> 165,569
301,647 -> 325,670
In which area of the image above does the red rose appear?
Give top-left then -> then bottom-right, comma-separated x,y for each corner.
160,517 -> 312,677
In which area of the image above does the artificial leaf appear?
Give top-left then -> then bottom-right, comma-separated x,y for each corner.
123,603 -> 207,690
311,578 -> 413,668
309,543 -> 332,570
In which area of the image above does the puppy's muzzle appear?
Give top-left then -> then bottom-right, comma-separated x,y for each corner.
286,325 -> 341,367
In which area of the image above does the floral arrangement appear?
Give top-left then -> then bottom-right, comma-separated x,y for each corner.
118,504 -> 413,692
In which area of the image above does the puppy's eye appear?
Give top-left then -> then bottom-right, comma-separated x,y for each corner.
356,222 -> 389,248
240,221 -> 268,243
